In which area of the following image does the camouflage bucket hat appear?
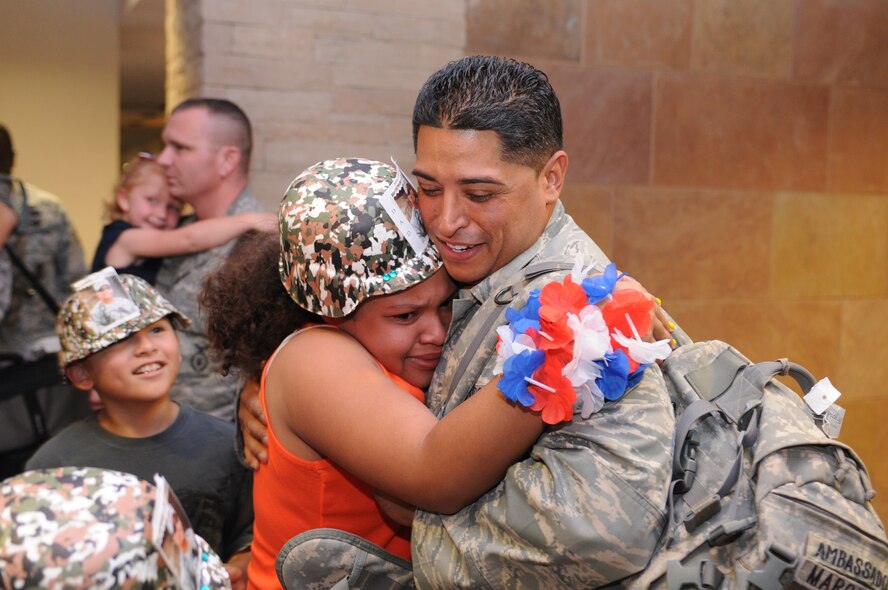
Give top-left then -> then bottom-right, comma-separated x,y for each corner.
0,466 -> 230,589
57,271 -> 191,367
279,157 -> 442,318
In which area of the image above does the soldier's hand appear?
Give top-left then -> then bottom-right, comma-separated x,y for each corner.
238,378 -> 269,469
224,551 -> 251,590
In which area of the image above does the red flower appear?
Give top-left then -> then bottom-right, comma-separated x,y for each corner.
601,290 -> 654,373
539,276 -> 588,324
529,356 -> 576,424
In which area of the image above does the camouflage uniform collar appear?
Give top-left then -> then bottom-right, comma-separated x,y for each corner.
226,185 -> 256,215
463,201 -> 568,304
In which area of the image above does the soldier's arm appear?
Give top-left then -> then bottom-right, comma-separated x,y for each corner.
236,378 -> 268,469
414,365 -> 676,587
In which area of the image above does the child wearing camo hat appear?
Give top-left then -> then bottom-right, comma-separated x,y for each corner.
0,466 -> 232,589
202,157 -> 548,590
26,272 -> 254,588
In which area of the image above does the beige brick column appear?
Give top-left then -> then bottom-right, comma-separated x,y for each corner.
165,0 -> 466,209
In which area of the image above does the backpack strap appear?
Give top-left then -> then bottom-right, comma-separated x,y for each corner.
444,260 -> 574,401
670,353 -> 819,538
3,179 -> 60,316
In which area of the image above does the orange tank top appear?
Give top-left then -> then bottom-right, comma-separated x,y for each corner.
247,329 -> 423,590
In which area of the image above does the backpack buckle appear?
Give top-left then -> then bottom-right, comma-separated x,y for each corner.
706,516 -> 757,546
666,559 -> 725,590
746,543 -> 798,590
684,495 -> 722,532
675,430 -> 700,494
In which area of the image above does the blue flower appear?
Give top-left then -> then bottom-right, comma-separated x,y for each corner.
505,289 -> 542,334
595,349 -> 630,401
499,349 -> 545,407
581,263 -> 625,304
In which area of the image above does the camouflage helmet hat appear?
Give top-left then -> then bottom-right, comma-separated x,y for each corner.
56,272 -> 191,368
0,466 -> 230,589
279,157 -> 442,318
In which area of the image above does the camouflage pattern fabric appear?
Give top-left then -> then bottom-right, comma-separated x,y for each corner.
277,528 -> 414,590
279,157 -> 441,319
57,272 -> 191,367
0,179 -> 90,457
0,247 -> 10,325
623,340 -> 888,589
0,466 -> 231,589
0,180 -> 86,357
0,183 -> 12,322
411,201 -> 676,589
155,189 -> 263,419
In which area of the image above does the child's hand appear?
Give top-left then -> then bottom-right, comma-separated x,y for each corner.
613,274 -> 674,346
247,212 -> 277,233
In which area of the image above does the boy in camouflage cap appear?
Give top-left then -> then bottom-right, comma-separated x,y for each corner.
27,271 -> 254,588
0,466 -> 231,589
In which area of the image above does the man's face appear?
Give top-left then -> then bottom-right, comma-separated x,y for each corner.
157,107 -> 222,203
413,126 -> 559,286
76,318 -> 180,404
336,270 -> 455,390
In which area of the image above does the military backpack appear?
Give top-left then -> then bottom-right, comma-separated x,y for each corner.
625,339 -> 888,590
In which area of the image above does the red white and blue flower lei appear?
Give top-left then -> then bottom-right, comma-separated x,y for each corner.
494,260 -> 672,425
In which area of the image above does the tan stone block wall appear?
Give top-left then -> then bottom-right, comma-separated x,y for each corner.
166,0 -> 464,208
467,0 -> 888,519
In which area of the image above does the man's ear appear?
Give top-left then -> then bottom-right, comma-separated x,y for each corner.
539,150 -> 568,205
217,145 -> 242,179
65,364 -> 95,392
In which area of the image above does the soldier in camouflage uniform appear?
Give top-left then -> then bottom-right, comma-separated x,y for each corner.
154,99 -> 264,419
0,124 -> 90,476
0,466 -> 231,589
403,56 -> 675,588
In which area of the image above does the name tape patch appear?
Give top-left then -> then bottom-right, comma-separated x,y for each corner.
793,533 -> 888,590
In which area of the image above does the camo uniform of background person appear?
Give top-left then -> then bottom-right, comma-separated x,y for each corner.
0,125 -> 90,477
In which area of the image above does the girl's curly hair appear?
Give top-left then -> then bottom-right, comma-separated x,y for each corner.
200,230 -> 319,381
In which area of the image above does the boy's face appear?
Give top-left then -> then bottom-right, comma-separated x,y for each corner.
336,270 -> 456,390
412,126 -> 562,286
67,318 -> 180,404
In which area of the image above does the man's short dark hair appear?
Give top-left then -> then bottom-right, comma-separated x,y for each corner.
172,98 -> 253,174
412,55 -> 563,170
0,124 -> 14,175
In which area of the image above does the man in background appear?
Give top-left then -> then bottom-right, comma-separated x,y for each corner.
155,98 -> 264,419
0,123 -> 90,477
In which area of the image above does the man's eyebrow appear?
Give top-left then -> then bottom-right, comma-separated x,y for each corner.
412,169 -> 505,186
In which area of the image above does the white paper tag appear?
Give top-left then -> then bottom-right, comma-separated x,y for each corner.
820,403 -> 845,439
804,377 -> 842,415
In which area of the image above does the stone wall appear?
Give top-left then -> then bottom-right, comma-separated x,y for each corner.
165,0 -> 465,207
467,0 -> 888,518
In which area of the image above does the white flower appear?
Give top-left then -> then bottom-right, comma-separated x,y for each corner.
493,324 -> 538,375
612,329 -> 672,365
